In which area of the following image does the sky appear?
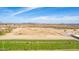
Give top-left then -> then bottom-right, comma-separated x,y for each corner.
0,7 -> 79,24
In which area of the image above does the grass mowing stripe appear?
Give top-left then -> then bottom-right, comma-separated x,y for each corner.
0,40 -> 79,50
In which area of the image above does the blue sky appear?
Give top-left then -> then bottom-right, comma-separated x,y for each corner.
0,7 -> 79,24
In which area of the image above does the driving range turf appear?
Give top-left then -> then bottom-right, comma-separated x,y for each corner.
0,40 -> 79,50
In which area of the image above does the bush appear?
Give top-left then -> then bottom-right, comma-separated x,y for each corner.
0,31 -> 5,35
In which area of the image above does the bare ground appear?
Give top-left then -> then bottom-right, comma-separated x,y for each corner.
0,28 -> 76,40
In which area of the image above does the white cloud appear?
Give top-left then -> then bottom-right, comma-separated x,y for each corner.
11,7 -> 38,16
32,15 -> 79,20
32,16 -> 49,20
28,15 -> 79,23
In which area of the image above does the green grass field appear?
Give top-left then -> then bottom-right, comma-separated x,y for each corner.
0,40 -> 79,50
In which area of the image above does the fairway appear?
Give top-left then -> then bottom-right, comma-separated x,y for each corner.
0,40 -> 79,50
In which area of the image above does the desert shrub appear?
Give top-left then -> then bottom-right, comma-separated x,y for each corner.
0,31 -> 5,35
